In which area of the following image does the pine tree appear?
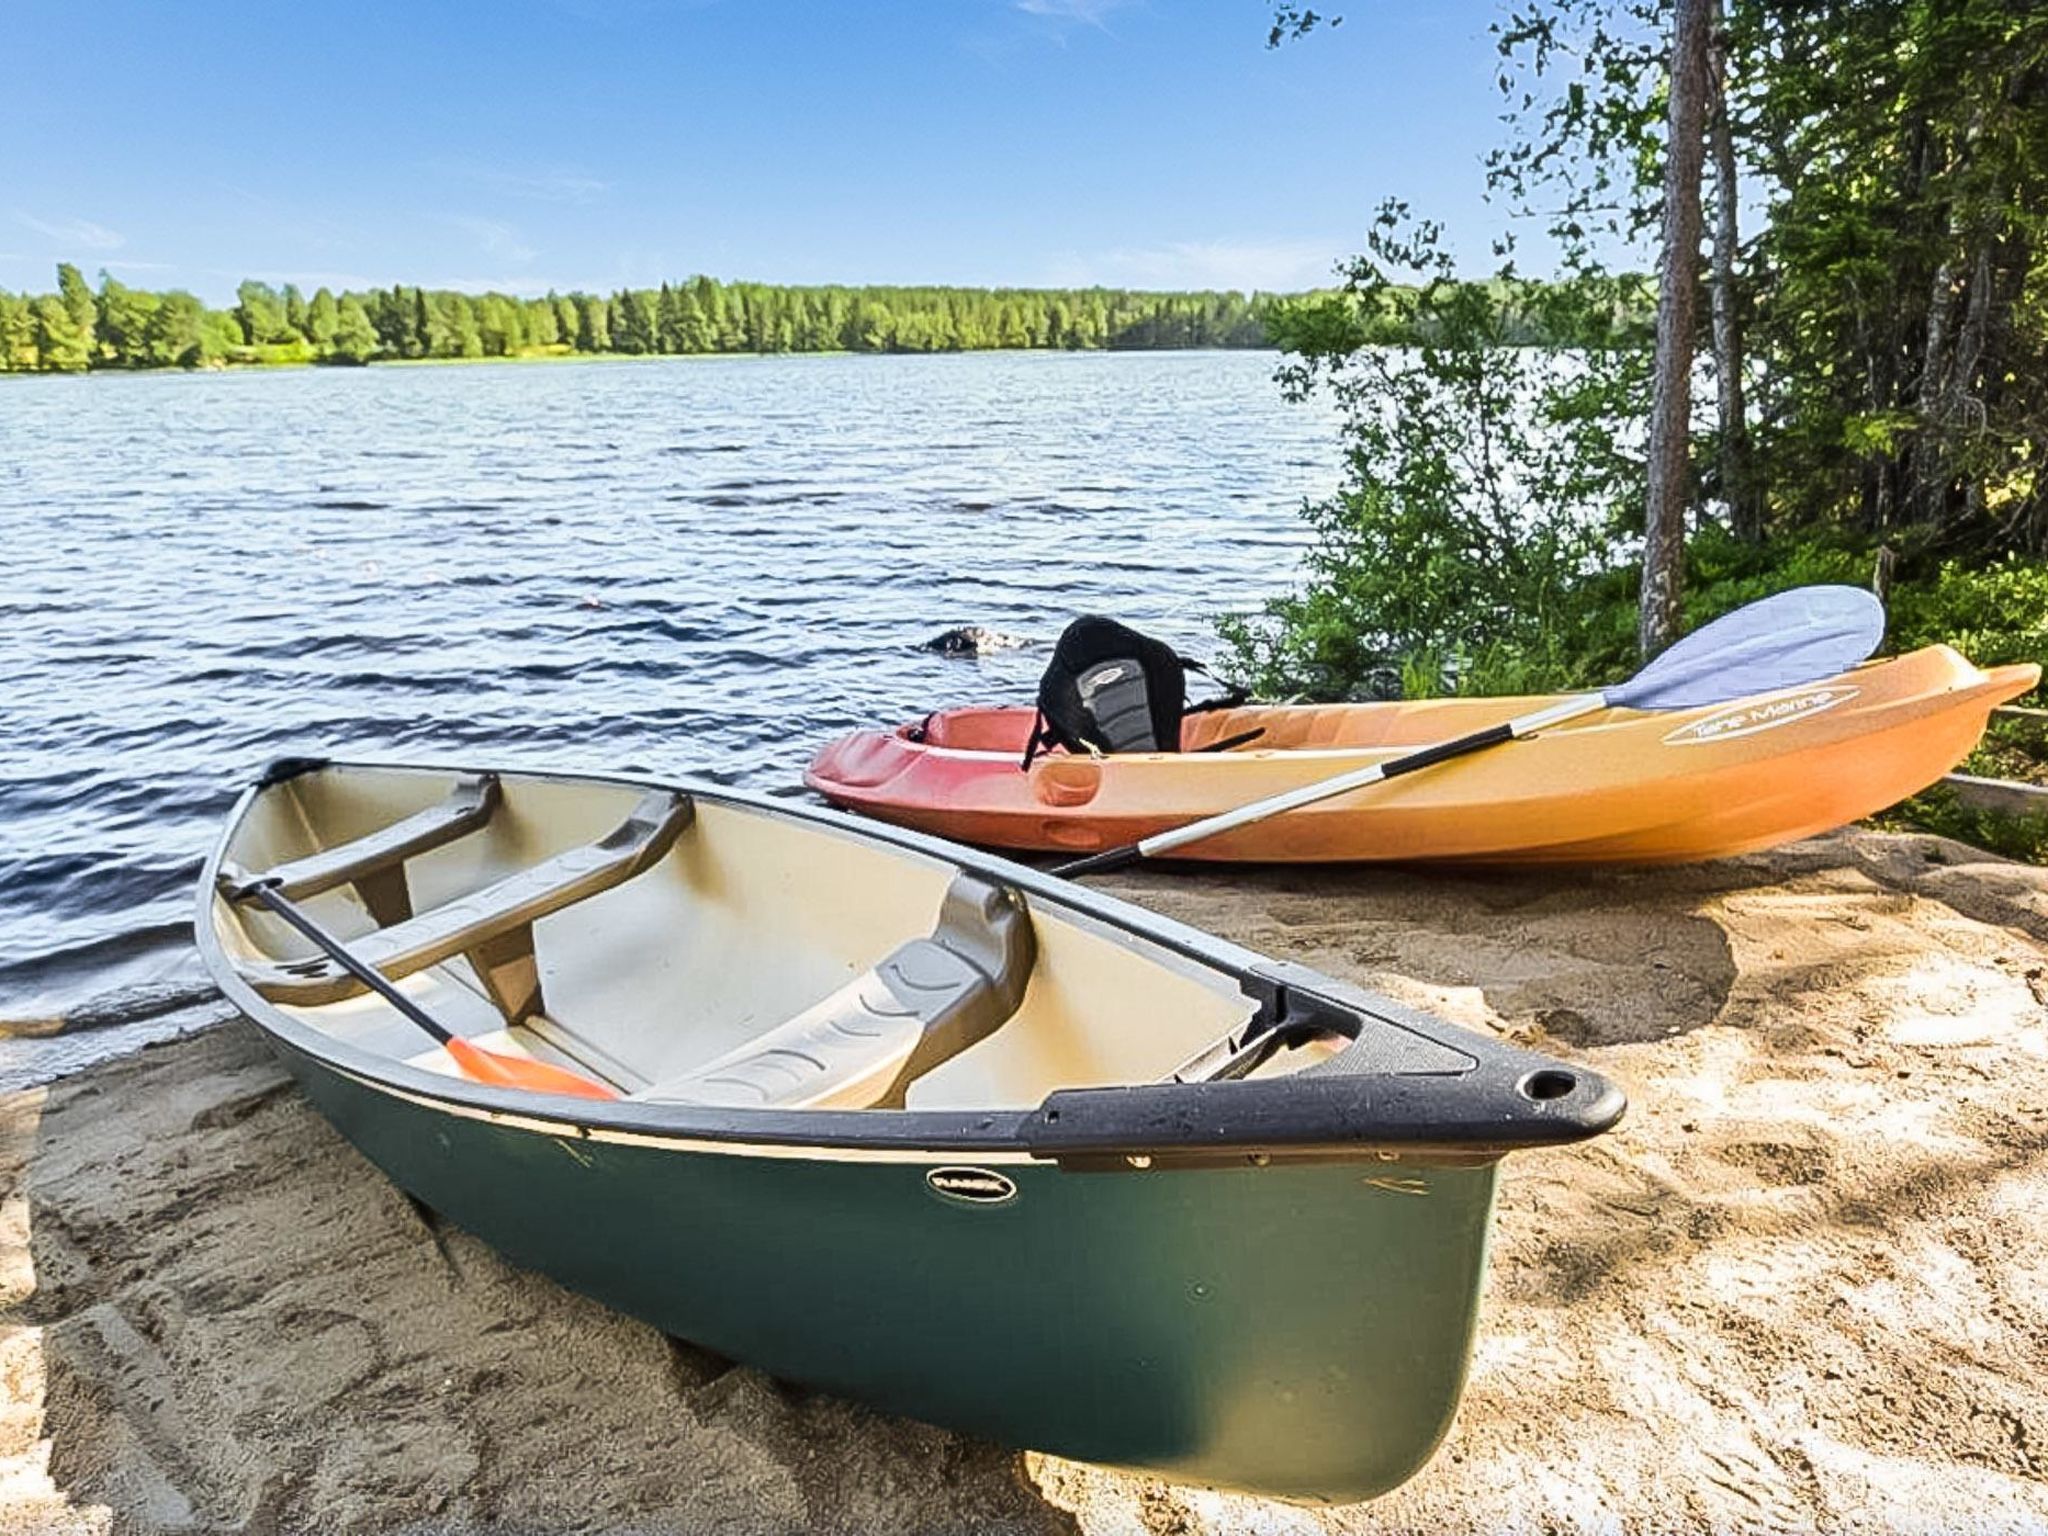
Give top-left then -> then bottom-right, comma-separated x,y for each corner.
141,291 -> 206,368
527,296 -> 560,348
96,273 -> 158,366
575,294 -> 611,352
0,292 -> 38,370
656,281 -> 681,353
33,294 -> 90,371
329,296 -> 380,364
235,280 -> 289,345
55,263 -> 97,362
613,288 -> 656,354
305,288 -> 340,350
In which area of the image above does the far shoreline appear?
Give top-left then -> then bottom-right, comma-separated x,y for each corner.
0,343 -> 1284,382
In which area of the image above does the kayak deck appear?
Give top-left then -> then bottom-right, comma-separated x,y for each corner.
806,646 -> 2040,864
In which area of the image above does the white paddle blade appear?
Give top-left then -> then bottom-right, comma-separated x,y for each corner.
1609,585 -> 1885,712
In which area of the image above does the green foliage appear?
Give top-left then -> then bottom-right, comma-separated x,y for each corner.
1886,783 -> 2048,865
56,263 -> 97,354
0,292 -> 36,370
0,265 -> 1310,372
304,287 -> 339,349
0,263 -> 1611,375
1237,0 -> 2048,744
142,291 -> 206,367
96,274 -> 157,362
234,280 -> 293,346
1734,1 -> 2048,555
327,296 -> 379,365
1886,556 -> 2048,681
197,306 -> 243,363
31,294 -> 90,371
1219,206 -> 1647,702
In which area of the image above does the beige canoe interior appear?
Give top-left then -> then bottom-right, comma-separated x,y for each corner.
207,766 -> 1283,1112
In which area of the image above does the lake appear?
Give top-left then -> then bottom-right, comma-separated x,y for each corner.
0,349 -> 1337,1079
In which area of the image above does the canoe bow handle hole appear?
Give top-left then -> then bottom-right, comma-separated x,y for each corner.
1519,1069 -> 1578,1103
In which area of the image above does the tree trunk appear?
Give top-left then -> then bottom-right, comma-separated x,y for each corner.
1707,11 -> 1757,543
1641,0 -> 1713,658
1915,252 -> 1958,527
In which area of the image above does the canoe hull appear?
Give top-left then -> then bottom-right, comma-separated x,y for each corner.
285,1038 -> 1498,1503
199,760 -> 1622,1501
805,648 -> 2039,864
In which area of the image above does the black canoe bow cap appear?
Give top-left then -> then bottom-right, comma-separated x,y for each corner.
1021,959 -> 1627,1164
258,755 -> 331,788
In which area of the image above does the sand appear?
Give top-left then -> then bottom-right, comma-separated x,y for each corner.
2,828 -> 2044,1534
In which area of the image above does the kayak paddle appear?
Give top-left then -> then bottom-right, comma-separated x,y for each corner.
230,876 -> 620,1099
1051,584 -> 1887,878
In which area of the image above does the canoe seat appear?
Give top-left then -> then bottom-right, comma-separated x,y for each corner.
632,873 -> 1035,1111
254,773 -> 501,926
234,789 -> 694,1012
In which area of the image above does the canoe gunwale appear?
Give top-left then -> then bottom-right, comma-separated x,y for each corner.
197,756 -> 1624,1167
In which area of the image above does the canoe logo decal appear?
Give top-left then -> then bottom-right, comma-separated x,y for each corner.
925,1166 -> 1018,1206
1662,685 -> 1860,747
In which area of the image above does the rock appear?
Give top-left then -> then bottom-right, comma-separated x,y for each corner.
922,626 -> 1028,658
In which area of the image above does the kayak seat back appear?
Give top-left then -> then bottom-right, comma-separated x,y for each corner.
232,789 -> 694,1011
632,873 -> 1035,1111
1024,616 -> 1196,765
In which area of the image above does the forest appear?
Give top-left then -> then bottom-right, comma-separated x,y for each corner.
0,266 -> 1634,373
1230,0 -> 2048,851
0,272 -> 1287,371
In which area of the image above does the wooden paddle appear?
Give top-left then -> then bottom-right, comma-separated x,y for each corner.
234,878 -> 620,1100
1051,585 -> 1888,878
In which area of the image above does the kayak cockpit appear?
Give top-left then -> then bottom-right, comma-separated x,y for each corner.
207,762 -> 1263,1111
908,698 -> 1561,756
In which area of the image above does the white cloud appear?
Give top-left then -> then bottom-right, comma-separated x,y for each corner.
448,217 -> 537,264
16,213 -> 125,251
1042,238 -> 1345,293
422,276 -> 588,297
427,160 -> 610,204
215,267 -> 379,292
1016,0 -> 1129,24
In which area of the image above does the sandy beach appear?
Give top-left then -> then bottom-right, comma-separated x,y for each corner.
2,827 -> 2044,1534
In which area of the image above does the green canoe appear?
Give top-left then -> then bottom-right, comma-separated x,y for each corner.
196,759 -> 1623,1503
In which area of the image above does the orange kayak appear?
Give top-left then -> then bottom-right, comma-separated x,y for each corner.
805,645 -> 2039,865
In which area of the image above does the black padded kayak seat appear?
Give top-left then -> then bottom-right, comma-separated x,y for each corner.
228,789 -> 695,1015
632,873 -> 1035,1111
1021,616 -> 1252,767
255,772 -> 501,926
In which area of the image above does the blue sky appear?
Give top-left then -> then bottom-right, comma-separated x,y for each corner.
4,1 -> 1543,303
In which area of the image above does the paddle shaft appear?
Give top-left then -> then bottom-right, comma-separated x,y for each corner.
230,877 -> 623,1100
1051,691 -> 1607,877
234,877 -> 459,1044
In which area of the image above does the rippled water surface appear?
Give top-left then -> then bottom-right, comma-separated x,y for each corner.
0,350 -> 1336,1065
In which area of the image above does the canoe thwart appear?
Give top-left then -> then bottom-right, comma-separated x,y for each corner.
633,873 -> 1035,1110
228,788 -> 695,1009
247,772 -> 501,924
